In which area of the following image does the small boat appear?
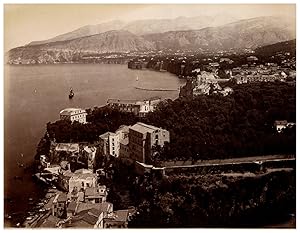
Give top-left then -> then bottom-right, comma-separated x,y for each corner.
69,88 -> 74,99
136,76 -> 139,81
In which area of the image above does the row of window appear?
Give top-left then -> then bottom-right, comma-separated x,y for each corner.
71,114 -> 85,120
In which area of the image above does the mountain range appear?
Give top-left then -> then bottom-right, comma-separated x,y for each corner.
7,15 -> 296,64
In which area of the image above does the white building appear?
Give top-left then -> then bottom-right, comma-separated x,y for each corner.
99,132 -> 120,158
60,108 -> 87,124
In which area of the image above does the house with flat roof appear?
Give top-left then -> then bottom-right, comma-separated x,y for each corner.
60,108 -> 87,124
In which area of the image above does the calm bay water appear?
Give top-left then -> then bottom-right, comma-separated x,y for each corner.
4,64 -> 185,226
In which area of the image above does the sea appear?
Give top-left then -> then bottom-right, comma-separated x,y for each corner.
4,64 -> 185,227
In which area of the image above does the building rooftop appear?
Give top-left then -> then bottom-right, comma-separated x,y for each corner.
76,202 -> 113,215
85,186 -> 107,197
99,132 -> 116,140
74,168 -> 93,175
55,143 -> 79,153
70,173 -> 96,180
130,122 -> 161,134
106,210 -> 129,222
59,108 -> 86,116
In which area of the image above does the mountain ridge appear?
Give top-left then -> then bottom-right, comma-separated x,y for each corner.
7,16 -> 296,64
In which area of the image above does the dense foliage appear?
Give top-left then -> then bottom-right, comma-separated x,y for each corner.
128,170 -> 295,227
255,39 -> 296,57
145,82 -> 296,161
43,82 -> 295,162
46,106 -> 138,143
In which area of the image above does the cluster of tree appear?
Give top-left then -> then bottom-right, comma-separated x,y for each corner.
255,39 -> 296,57
38,82 -> 295,163
129,169 -> 295,227
145,82 -> 296,162
45,106 -> 138,143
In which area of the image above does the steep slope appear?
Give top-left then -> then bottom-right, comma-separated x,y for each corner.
28,20 -> 126,46
7,30 -> 155,64
26,15 -> 239,46
143,16 -> 296,51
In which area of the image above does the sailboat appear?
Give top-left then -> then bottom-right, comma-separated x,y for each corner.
69,88 -> 74,99
136,75 -> 139,81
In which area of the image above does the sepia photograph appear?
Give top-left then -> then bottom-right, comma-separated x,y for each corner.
3,2 -> 296,229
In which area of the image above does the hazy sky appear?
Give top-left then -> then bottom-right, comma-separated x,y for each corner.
4,4 -> 296,51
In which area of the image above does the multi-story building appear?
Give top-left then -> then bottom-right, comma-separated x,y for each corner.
129,122 -> 170,164
99,125 -> 130,159
106,98 -> 161,117
99,132 -> 119,158
59,108 -> 87,124
116,126 -> 130,159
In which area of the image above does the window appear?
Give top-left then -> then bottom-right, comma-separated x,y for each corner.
82,182 -> 84,187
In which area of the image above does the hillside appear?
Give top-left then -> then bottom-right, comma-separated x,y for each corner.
7,16 -> 296,64
8,30 -> 155,64
255,39 -> 296,56
143,16 -> 296,51
28,20 -> 126,46
26,15 -> 239,46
